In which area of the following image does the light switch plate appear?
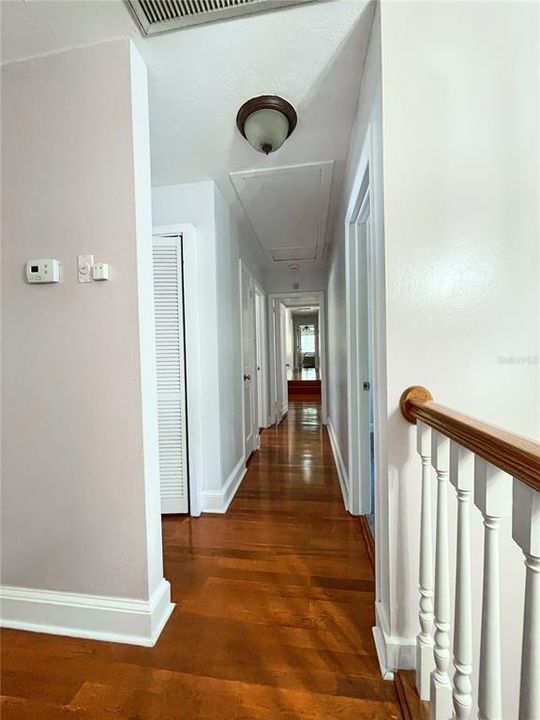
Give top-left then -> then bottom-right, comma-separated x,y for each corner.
78,254 -> 94,283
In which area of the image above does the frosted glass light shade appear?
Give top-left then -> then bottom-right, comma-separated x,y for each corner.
244,108 -> 290,155
237,96 -> 297,155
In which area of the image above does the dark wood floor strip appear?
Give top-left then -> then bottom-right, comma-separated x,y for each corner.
357,515 -> 376,577
394,670 -> 430,720
1,400 -> 401,719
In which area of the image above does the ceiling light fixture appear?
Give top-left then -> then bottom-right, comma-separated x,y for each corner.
236,95 -> 297,155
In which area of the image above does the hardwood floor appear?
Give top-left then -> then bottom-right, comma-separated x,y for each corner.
287,369 -> 320,380
1,401 -> 401,719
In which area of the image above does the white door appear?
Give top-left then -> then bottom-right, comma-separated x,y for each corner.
241,263 -> 256,456
255,290 -> 265,430
279,303 -> 289,420
354,197 -> 375,516
153,235 -> 189,514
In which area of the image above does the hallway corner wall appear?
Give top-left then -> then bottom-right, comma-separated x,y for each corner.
213,184 -> 246,506
1,39 -> 172,645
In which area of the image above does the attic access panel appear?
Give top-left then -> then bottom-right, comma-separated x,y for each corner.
127,0 -> 318,36
230,161 -> 334,265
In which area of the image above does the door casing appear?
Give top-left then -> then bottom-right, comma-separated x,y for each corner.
344,126 -> 388,529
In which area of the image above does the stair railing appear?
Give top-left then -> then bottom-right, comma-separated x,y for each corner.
400,386 -> 540,720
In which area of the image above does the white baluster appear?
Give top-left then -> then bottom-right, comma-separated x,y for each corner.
416,421 -> 435,700
474,458 -> 512,720
512,478 -> 540,720
449,443 -> 474,719
430,430 -> 453,720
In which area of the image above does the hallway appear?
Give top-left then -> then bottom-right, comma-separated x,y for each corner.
1,401 -> 400,719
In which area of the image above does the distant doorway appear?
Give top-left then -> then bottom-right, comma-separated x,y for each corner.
268,292 -> 327,425
288,309 -> 321,401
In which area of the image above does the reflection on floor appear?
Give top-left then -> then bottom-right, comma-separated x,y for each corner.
0,401 -> 400,719
288,369 -> 322,401
287,367 -> 320,381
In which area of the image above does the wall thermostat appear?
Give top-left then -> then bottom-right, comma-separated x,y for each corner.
26,259 -> 61,284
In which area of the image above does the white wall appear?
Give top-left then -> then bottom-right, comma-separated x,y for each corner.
152,181 -> 253,511
379,2 -> 539,712
327,4 -> 539,710
327,231 -> 350,476
326,5 -> 384,531
1,39 -> 170,641
214,187 -> 245,485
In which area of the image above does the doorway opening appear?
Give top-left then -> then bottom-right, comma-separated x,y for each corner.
289,308 -> 321,401
268,291 -> 327,425
345,135 -> 386,539
352,191 -> 376,529
152,232 -> 190,515
152,224 -> 204,519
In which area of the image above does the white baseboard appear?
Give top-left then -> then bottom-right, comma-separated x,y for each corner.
373,600 -> 416,676
0,578 -> 174,647
372,625 -> 395,681
201,456 -> 246,513
326,416 -> 350,511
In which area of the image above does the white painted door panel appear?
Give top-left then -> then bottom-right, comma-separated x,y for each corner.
241,264 -> 256,455
153,235 -> 189,514
255,291 -> 266,430
354,206 -> 374,516
279,303 -> 289,420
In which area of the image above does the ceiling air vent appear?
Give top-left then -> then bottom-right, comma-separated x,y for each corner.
126,0 -> 317,36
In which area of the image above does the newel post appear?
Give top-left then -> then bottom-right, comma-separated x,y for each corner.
512,479 -> 540,720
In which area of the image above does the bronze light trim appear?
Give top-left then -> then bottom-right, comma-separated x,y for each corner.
236,95 -> 297,154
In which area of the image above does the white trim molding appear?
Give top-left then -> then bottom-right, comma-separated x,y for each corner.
201,456 -> 247,514
326,417 -> 349,512
372,601 -> 415,679
0,578 -> 174,647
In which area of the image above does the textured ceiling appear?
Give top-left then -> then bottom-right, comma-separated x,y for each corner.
1,0 -> 374,278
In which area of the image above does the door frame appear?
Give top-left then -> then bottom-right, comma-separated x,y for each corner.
344,126 -> 387,520
268,291 -> 327,425
153,223 -> 204,517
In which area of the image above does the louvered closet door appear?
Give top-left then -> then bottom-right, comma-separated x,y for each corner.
153,235 -> 188,514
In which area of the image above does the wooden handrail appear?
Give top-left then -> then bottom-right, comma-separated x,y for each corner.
400,385 -> 540,493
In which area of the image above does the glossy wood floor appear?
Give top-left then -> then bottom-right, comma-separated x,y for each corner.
1,401 -> 401,719
287,368 -> 320,380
